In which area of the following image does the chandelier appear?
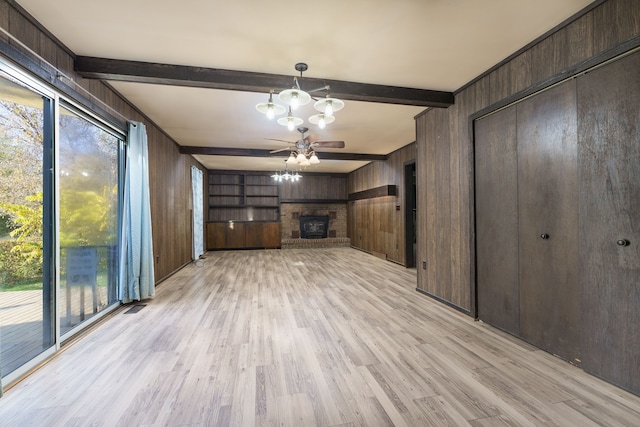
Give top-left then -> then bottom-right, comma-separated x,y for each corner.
271,162 -> 302,182
256,63 -> 344,131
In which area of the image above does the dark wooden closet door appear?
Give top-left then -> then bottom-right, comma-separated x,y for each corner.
578,50 -> 640,395
517,80 -> 580,364
475,105 -> 520,335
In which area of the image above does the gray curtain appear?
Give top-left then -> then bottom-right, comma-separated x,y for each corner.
119,121 -> 155,303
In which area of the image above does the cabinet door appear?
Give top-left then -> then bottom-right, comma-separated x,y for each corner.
226,222 -> 246,248
207,222 -> 227,250
578,51 -> 640,394
262,222 -> 281,248
517,80 -> 580,364
475,105 -> 520,335
244,222 -> 264,248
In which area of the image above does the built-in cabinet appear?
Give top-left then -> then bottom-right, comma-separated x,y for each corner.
206,221 -> 280,250
475,50 -> 640,395
207,172 -> 280,249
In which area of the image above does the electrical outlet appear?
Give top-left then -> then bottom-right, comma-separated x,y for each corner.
422,261 -> 427,270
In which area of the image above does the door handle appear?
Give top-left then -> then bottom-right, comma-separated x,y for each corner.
540,233 -> 550,240
616,239 -> 630,247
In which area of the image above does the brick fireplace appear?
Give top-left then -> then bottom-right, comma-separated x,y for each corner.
280,203 -> 350,249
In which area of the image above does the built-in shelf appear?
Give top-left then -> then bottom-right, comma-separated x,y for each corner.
348,185 -> 397,201
208,172 -> 280,221
207,171 -> 281,249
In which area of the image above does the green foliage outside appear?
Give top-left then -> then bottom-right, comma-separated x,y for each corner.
0,240 -> 41,290
0,193 -> 43,289
0,214 -> 11,235
1,89 -> 119,291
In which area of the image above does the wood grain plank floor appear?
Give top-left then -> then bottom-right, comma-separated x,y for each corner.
1,248 -> 639,426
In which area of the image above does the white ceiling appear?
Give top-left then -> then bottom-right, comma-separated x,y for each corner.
17,0 -> 595,173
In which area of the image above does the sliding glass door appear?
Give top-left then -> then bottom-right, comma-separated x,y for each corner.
58,105 -> 120,336
1,62 -> 123,385
0,70 -> 54,376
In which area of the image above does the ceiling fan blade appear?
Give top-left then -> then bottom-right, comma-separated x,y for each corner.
270,146 -> 294,154
265,138 -> 293,144
305,134 -> 321,144
313,140 -> 345,149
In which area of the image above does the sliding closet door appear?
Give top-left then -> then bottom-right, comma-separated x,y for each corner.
475,105 -> 519,335
517,80 -> 580,364
578,50 -> 640,395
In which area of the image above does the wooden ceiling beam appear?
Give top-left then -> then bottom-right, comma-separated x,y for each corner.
178,146 -> 388,161
75,56 -> 454,108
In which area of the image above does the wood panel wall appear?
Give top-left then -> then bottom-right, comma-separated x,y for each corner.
415,0 -> 640,312
347,143 -> 416,264
1,0 -> 206,284
147,125 -> 205,281
279,174 -> 347,201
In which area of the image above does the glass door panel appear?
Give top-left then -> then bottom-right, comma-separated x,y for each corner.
0,71 -> 54,376
59,106 -> 120,336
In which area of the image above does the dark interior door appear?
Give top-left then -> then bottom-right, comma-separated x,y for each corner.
578,50 -> 640,395
405,162 -> 416,268
475,105 -> 520,335
517,80 -> 580,365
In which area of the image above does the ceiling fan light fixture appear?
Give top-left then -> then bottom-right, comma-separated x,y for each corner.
286,153 -> 298,164
309,152 -> 320,164
296,152 -> 307,163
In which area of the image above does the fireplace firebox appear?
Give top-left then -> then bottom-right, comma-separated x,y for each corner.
299,215 -> 329,239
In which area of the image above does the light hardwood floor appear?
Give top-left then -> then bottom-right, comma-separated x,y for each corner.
1,248 -> 639,426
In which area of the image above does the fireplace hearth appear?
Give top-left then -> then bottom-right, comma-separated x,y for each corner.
299,215 -> 329,239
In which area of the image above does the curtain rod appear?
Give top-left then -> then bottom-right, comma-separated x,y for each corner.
0,25 -> 131,125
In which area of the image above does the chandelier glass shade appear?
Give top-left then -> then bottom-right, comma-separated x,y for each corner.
314,97 -> 344,117
277,107 -> 304,131
308,113 -> 335,129
278,88 -> 311,109
255,91 -> 286,119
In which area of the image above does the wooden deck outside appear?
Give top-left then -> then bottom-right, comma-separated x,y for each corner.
0,285 -> 110,375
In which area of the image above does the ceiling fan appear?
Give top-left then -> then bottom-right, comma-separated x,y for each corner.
268,126 -> 345,165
